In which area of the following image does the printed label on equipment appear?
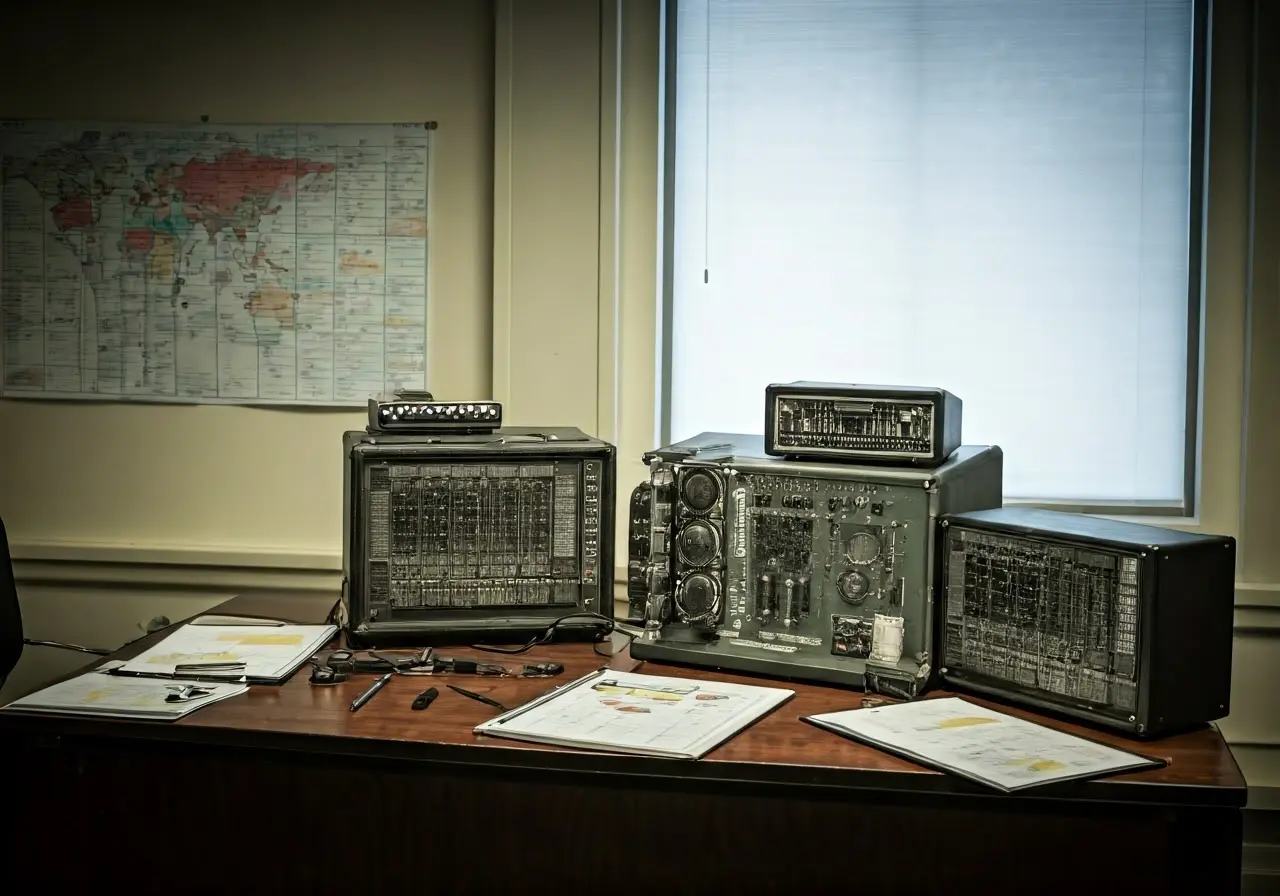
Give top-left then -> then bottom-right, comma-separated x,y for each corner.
758,631 -> 823,647
731,488 -> 747,557
715,628 -> 740,638
728,639 -> 798,654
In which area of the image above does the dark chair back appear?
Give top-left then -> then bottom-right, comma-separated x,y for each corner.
0,517 -> 23,690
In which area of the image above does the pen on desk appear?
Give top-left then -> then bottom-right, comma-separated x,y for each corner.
447,684 -> 508,712
107,669 -> 244,685
350,673 -> 393,713
175,662 -> 246,674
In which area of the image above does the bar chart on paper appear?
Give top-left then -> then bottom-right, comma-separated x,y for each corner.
115,623 -> 336,682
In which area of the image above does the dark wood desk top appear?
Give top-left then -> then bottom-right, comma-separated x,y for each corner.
0,592 -> 1246,809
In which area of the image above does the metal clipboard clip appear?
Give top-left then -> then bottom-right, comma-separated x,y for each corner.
165,684 -> 216,703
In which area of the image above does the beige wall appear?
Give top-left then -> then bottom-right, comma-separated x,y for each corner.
0,0 -> 495,561
1,0 -> 1276,791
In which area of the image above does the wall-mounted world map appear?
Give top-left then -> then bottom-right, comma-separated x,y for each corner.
0,120 -> 432,405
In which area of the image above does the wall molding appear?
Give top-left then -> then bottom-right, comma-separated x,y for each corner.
1237,583 -> 1280,633
10,539 -> 341,592
1238,583 -> 1280,607
10,539 -> 341,571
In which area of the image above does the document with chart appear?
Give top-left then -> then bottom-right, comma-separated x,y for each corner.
2,670 -> 248,721
114,622 -> 336,683
804,696 -> 1163,792
473,669 -> 794,759
0,119 -> 431,406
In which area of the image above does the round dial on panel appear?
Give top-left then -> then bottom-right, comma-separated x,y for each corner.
677,573 -> 719,620
847,532 -> 882,565
676,520 -> 720,567
680,471 -> 720,513
837,569 -> 872,604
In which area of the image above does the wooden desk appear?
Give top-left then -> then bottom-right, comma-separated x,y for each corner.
1,593 -> 1245,895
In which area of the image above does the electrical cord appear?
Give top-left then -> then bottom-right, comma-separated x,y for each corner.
23,638 -> 112,656
305,647 -> 565,685
22,612 -> 171,658
470,611 -> 642,658
307,612 -> 648,688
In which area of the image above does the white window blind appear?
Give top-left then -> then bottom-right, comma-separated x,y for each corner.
668,0 -> 1198,505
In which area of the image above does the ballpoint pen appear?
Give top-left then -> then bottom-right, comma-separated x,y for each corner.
175,661 -> 247,675
448,684 -> 508,712
350,673 -> 393,713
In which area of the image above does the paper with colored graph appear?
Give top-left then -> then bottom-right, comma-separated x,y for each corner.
2,671 -> 247,720
473,669 -> 794,759
804,696 -> 1161,792
115,622 -> 335,683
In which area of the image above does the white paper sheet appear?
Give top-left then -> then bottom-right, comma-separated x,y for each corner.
115,623 -> 335,682
3,671 -> 248,721
475,669 -> 794,759
806,696 -> 1160,792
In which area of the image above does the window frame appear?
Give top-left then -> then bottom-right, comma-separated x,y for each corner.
654,0 -> 1213,517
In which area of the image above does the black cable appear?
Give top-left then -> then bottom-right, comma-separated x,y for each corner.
23,613 -> 199,659
23,638 -> 112,656
469,611 -> 638,658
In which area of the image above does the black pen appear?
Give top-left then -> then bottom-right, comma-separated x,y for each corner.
350,673 -> 392,713
448,684 -> 508,712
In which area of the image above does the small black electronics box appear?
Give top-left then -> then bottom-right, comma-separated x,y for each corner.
938,506 -> 1236,738
764,381 -> 962,466
368,391 -> 503,434
342,427 -> 616,647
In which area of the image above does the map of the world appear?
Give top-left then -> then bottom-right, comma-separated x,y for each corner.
0,121 -> 431,405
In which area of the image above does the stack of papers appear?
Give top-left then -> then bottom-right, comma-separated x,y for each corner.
113,622 -> 336,683
3,671 -> 248,721
474,669 -> 794,759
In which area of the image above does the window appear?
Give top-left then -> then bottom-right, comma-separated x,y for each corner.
661,0 -> 1207,512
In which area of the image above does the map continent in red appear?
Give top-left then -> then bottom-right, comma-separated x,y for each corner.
175,148 -> 335,220
50,196 -> 92,231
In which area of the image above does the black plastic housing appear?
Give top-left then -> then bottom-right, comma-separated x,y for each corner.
764,381 -> 962,466
342,427 -> 615,647
938,506 -> 1236,738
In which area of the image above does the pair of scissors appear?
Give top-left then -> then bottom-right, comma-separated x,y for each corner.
165,684 -> 215,703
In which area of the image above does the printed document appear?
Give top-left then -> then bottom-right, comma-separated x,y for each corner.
3,670 -> 247,721
115,622 -> 335,682
805,696 -> 1162,792
474,669 -> 793,759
